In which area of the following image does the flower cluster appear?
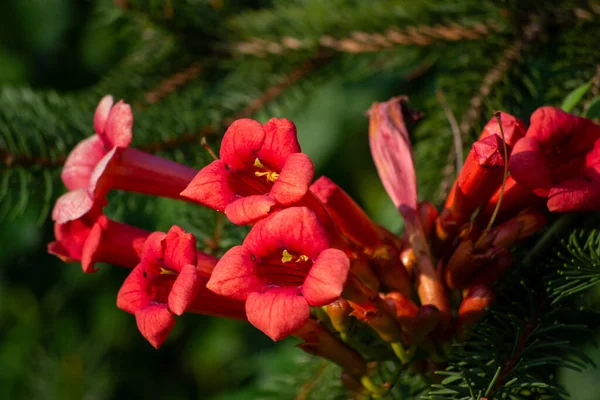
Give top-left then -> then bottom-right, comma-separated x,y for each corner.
49,95 -> 600,395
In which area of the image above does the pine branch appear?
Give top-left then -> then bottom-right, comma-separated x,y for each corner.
231,19 -> 504,57
423,226 -> 600,400
435,20 -> 541,202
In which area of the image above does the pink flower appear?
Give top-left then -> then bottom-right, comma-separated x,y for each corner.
181,118 -> 314,225
48,190 -> 149,273
510,106 -> 600,211
117,226 -> 246,348
206,207 -> 350,340
61,95 -> 132,191
61,95 -> 198,204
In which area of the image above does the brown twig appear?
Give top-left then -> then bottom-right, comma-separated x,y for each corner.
3,54 -> 331,169
435,21 -> 541,203
436,88 -> 463,173
487,296 -> 546,399
233,20 -> 504,57
139,62 -> 203,106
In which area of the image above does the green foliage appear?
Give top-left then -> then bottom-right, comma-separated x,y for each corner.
3,0 -> 600,399
422,225 -> 600,400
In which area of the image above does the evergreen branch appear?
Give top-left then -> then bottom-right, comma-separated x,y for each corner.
231,20 -> 504,57
136,61 -> 204,107
435,20 -> 541,202
139,52 -> 333,153
546,229 -> 600,304
423,226 -> 600,399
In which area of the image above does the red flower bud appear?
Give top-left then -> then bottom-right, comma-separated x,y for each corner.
441,135 -> 507,234
294,319 -> 367,378
457,285 -> 495,333
310,176 -> 386,249
326,299 -> 353,334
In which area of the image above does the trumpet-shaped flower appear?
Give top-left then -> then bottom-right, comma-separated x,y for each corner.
207,207 -> 350,340
510,106 -> 600,211
48,189 -> 149,273
181,118 -> 314,225
117,226 -> 246,348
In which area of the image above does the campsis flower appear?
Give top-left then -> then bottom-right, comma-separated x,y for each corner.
181,118 -> 314,225
457,285 -> 495,336
62,95 -> 198,202
437,134 -> 507,238
444,208 -> 546,289
206,207 -> 350,341
117,225 -> 246,348
368,97 -> 450,321
477,112 -> 527,148
310,176 -> 411,295
510,106 -> 600,212
48,189 -> 149,273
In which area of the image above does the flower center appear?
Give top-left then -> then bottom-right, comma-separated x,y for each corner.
254,158 -> 280,183
281,249 -> 310,263
160,267 -> 178,275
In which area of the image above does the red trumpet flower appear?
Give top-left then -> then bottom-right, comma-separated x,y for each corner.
61,95 -> 198,205
510,106 -> 600,212
181,118 -> 314,225
48,190 -> 149,273
117,226 -> 245,348
61,95 -> 132,191
439,134 -> 507,235
206,207 -> 350,340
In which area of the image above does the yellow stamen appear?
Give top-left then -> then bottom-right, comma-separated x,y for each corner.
254,170 -> 279,182
281,249 -> 293,263
160,268 -> 177,275
254,158 -> 279,182
297,254 -> 309,263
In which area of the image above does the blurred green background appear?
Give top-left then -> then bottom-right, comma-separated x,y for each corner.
1,1 -> 599,399
0,1 -> 400,399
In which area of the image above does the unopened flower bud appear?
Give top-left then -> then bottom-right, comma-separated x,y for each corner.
457,285 -> 495,332
326,299 -> 352,334
294,319 -> 367,378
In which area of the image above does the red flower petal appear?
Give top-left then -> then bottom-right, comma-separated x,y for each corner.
528,106 -> 600,152
258,118 -> 301,170
368,97 -> 419,214
81,216 -> 109,273
547,178 -> 600,212
47,241 -> 73,262
510,136 -> 553,197
117,265 -> 154,314
224,195 -> 277,225
168,263 -> 201,315
302,248 -> 349,306
88,147 -> 120,198
61,136 -> 107,191
180,160 -> 236,212
135,304 -> 176,349
245,287 -> 309,341
206,245 -> 263,300
220,119 -> 265,170
244,207 -> 329,261
94,95 -> 114,136
271,153 -> 314,205
140,231 -> 167,275
478,112 -> 526,148
102,100 -> 133,148
164,226 -> 197,270
51,190 -> 97,224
